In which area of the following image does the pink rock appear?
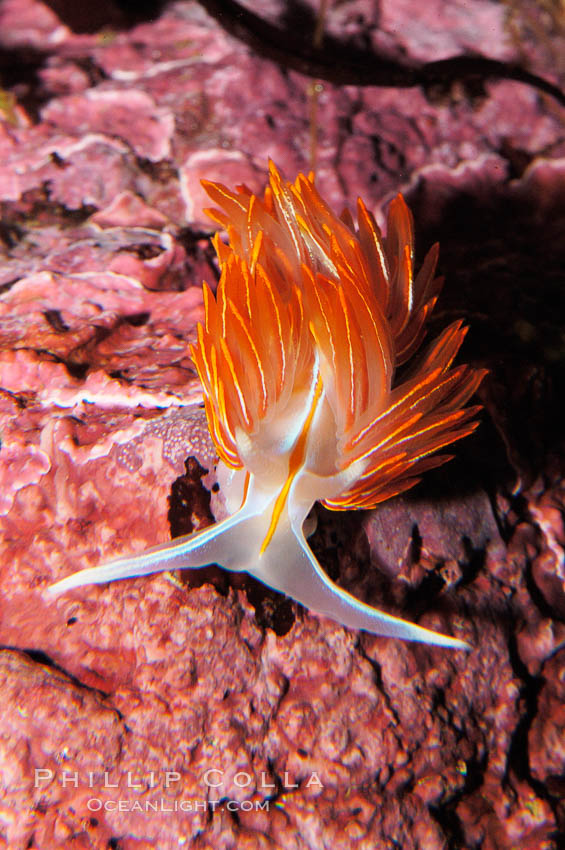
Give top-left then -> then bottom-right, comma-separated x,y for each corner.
42,89 -> 175,162
0,436 -> 51,515
90,191 -> 169,228
0,0 -> 564,846
0,648 -> 123,848
529,649 -> 565,785
0,0 -> 70,47
381,0 -> 516,62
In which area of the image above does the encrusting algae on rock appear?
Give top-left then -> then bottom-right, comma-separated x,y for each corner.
48,162 -> 486,648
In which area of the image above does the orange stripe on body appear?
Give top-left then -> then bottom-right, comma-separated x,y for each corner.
259,370 -> 324,555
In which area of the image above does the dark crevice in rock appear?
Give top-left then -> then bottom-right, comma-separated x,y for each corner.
63,359 -> 91,380
0,218 -> 24,250
43,308 -> 70,333
429,752 -> 489,849
123,311 -> 150,327
506,633 -> 563,842
358,645 -> 401,727
0,45 -> 51,121
459,537 -> 487,586
1,646 -> 121,710
167,456 -> 229,592
176,226 -> 221,283
168,456 -> 214,538
0,277 -> 22,295
1,188 -> 98,228
239,576 -> 296,637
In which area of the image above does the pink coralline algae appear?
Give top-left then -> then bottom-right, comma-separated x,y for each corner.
0,1 -> 564,849
42,89 -> 175,162
0,435 -> 51,516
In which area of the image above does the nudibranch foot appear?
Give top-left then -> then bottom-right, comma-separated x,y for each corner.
47,495 -> 469,650
45,503 -> 265,597
248,517 -> 470,650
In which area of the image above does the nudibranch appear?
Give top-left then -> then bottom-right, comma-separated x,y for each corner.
48,162 -> 485,649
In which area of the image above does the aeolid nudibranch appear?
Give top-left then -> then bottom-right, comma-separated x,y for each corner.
48,161 -> 486,649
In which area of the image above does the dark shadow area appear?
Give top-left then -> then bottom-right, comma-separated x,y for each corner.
42,0 -> 169,33
0,45 -> 53,119
197,0 -> 565,105
407,170 -> 565,489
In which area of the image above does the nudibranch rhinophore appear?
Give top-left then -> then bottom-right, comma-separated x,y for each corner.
48,162 -> 486,649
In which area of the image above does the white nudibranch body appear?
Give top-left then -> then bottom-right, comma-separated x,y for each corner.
47,162 -> 486,649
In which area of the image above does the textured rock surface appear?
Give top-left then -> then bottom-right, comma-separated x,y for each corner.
1,1 -> 564,848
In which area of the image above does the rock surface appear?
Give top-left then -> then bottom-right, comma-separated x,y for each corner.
1,1 -> 564,848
